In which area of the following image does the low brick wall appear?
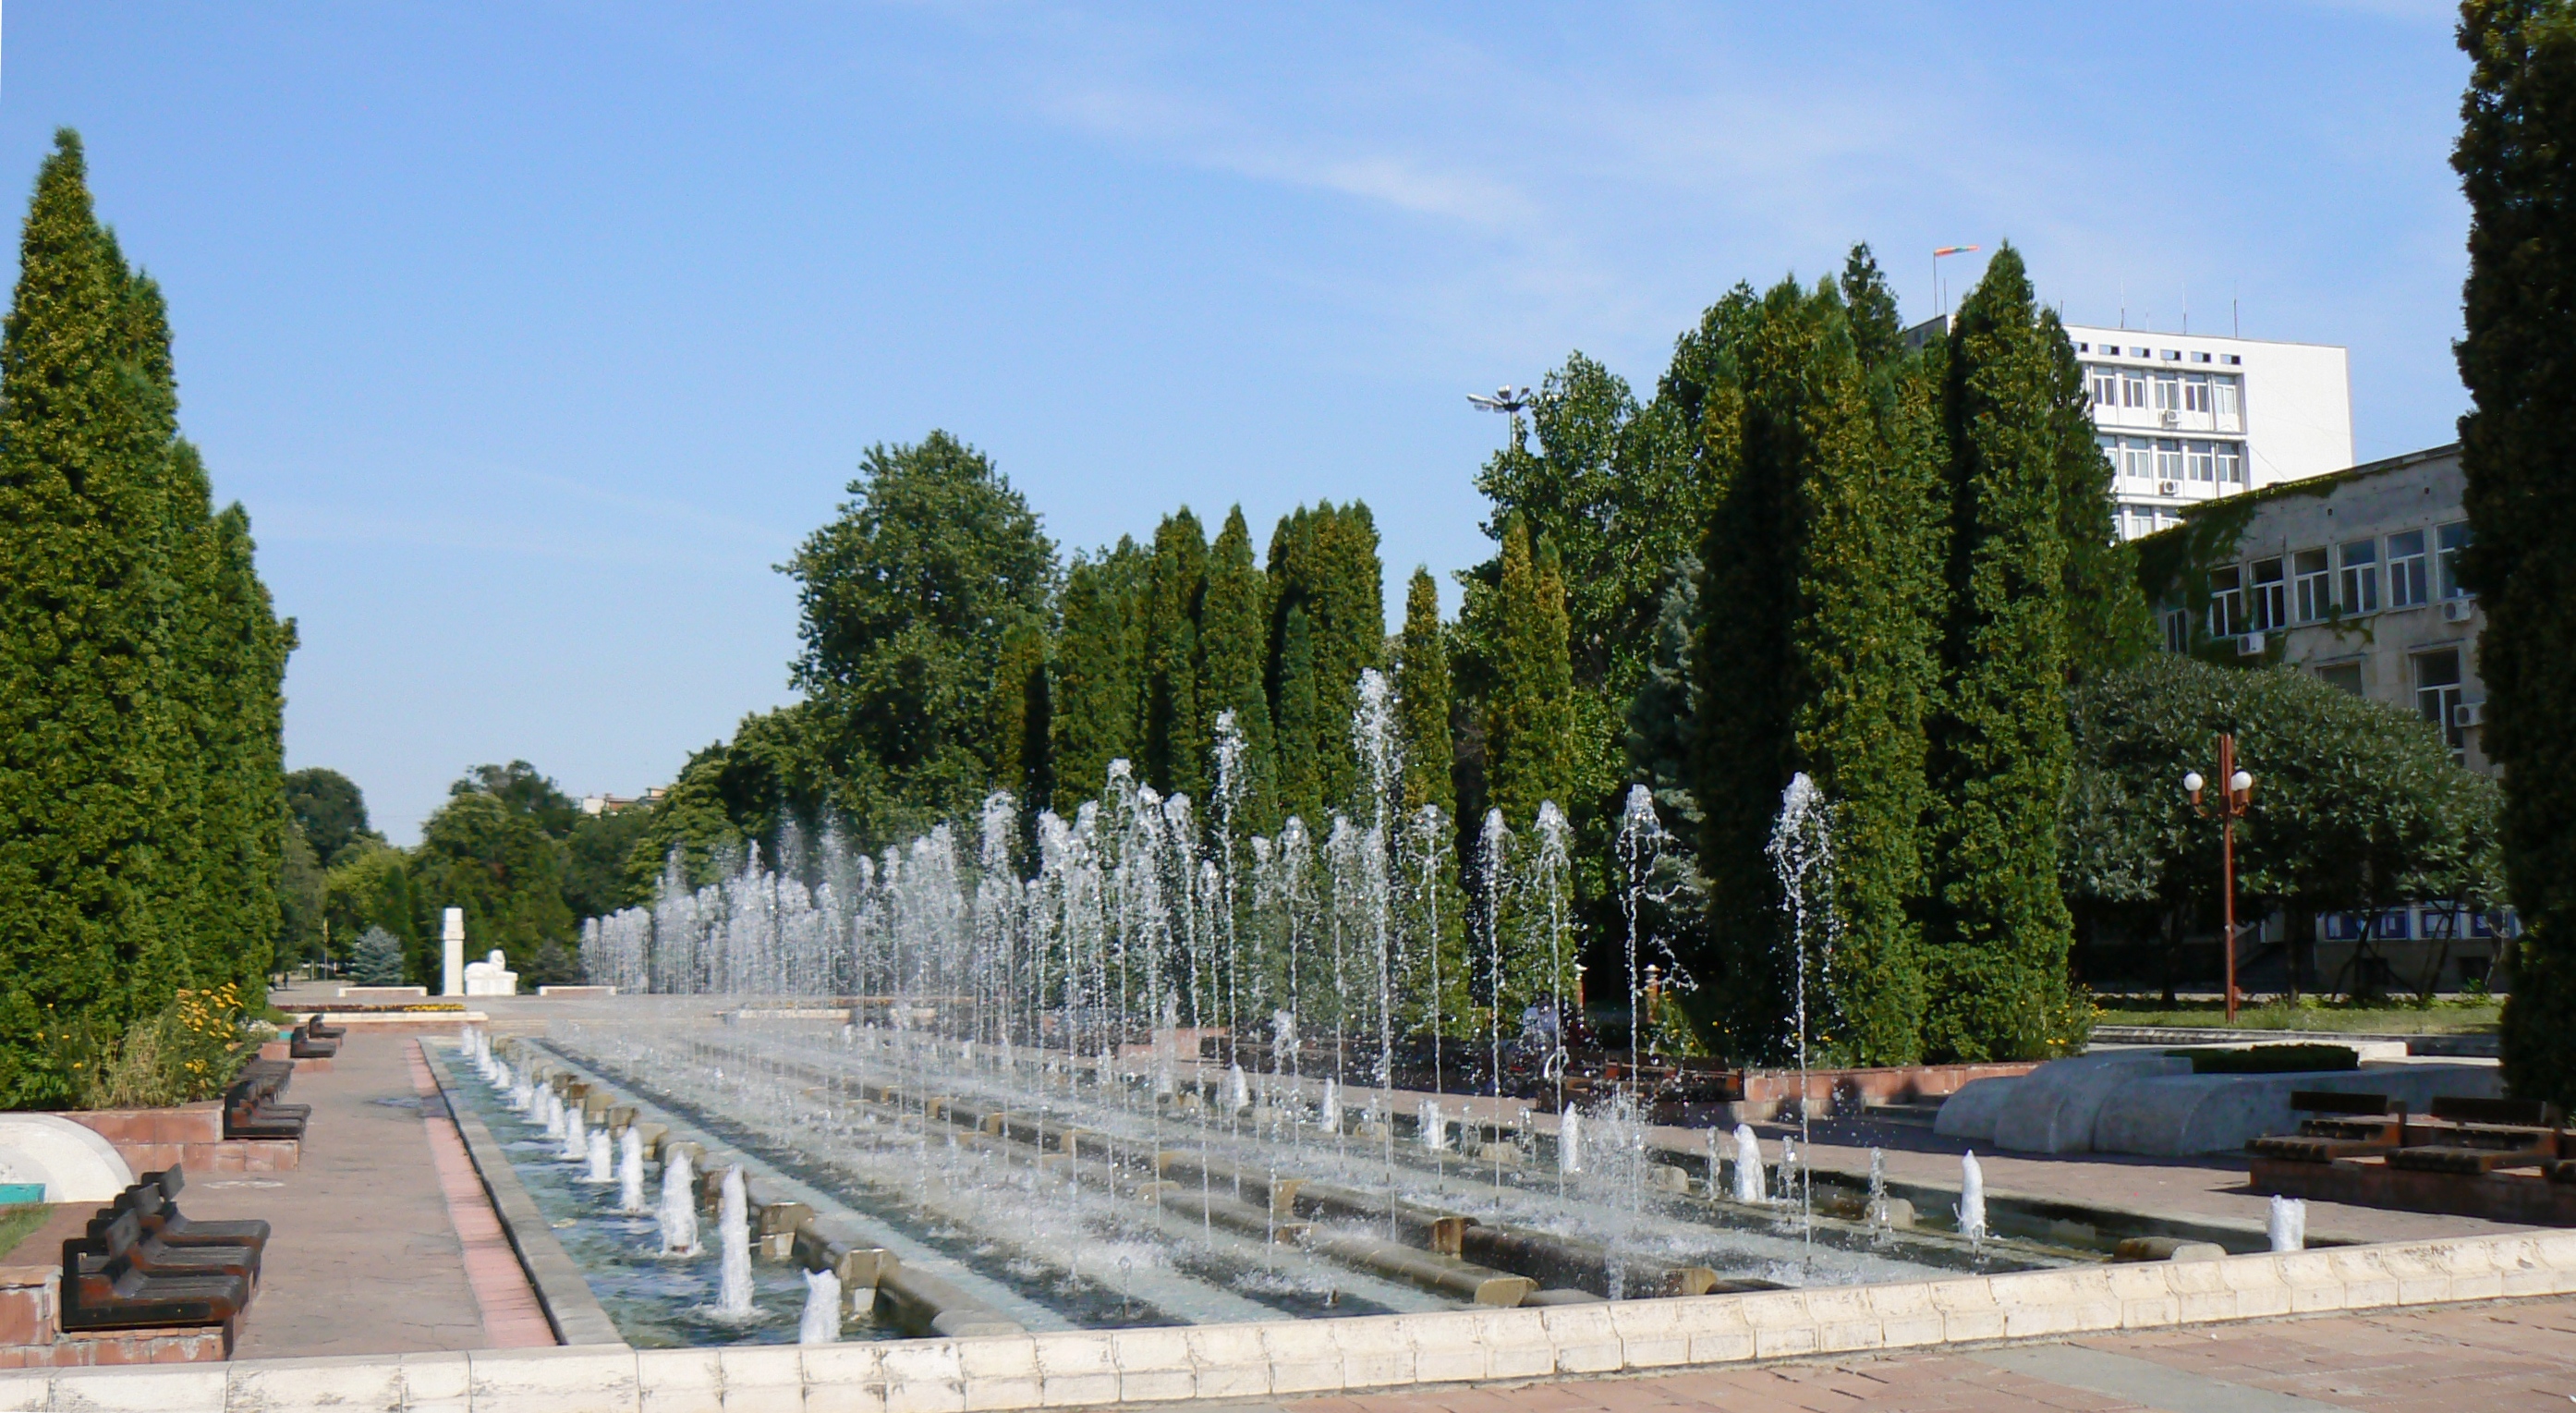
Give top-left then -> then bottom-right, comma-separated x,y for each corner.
0,1264 -> 230,1369
4,1228 -> 2570,1411
1743,1061 -> 2043,1106
2254,1154 -> 2576,1225
54,1103 -> 298,1175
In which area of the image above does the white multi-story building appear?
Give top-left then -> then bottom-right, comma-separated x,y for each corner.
2065,325 -> 2353,541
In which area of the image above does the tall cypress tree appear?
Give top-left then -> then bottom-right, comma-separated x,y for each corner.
991,620 -> 1051,810
1690,277 -> 1938,1064
1840,243 -> 1905,370
199,497 -> 292,993
2457,0 -> 2576,1105
1050,540 -> 1146,809
1268,503 -> 1385,817
1394,568 -> 1454,820
1198,507 -> 1276,834
1479,518 -> 1576,830
1272,604 -> 1322,828
1143,510 -> 1209,803
0,133 -> 184,1098
1922,246 -> 2082,1062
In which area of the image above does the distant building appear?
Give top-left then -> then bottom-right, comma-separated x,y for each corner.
580,786 -> 666,816
2143,443 -> 2504,993
2065,324 -> 2353,542
1902,317 -> 2355,541
2148,443 -> 2485,773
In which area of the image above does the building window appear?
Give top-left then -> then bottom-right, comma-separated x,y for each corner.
2153,373 -> 2182,412
2293,548 -> 2331,621
2123,437 -> 2154,481
2249,557 -> 2286,631
2388,529 -> 2429,608
2157,439 -> 2185,482
2209,565 -> 2244,639
2437,521 -> 2472,599
2163,608 -> 2190,654
2120,370 -> 2147,408
2317,662 -> 2363,695
2214,377 -> 2242,420
2183,374 -> 2211,413
2416,649 -> 2465,759
2339,538 -> 2380,614
2090,368 -> 2118,408
2184,441 -> 2215,481
2217,443 -> 2244,483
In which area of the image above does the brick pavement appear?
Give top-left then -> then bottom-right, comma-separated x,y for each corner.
176,1028 -> 529,1357
405,1041 -> 556,1347
1224,1297 -> 2576,1412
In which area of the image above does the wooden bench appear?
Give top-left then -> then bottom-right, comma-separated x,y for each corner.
222,1071 -> 309,1141
138,1164 -> 273,1249
58,1211 -> 250,1333
288,1015 -> 340,1060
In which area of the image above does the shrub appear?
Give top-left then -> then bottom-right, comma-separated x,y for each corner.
76,984 -> 261,1109
2170,1043 -> 2358,1075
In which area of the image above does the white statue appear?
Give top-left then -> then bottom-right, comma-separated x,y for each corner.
462,948 -> 518,997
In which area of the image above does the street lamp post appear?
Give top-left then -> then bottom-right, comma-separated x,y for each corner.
2184,735 -> 2257,1024
1466,385 -> 1537,452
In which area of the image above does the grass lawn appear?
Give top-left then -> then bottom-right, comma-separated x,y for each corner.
2092,996 -> 2500,1034
0,1202 -> 55,1262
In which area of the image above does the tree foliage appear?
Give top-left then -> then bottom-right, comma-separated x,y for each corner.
2455,0 -> 2576,1103
286,767 -> 375,866
1922,246 -> 2085,1061
0,132 -> 289,1104
786,432 -> 1056,838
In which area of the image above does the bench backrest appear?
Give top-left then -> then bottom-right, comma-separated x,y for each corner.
2290,1090 -> 2398,1116
2430,1095 -> 2563,1127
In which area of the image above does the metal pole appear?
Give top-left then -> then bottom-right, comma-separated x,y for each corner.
2220,734 -> 2239,1025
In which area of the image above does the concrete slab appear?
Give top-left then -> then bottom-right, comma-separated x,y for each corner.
1989,1053 -> 2194,1155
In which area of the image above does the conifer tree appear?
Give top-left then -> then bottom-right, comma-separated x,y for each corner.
1840,243 -> 1905,370
1268,504 -> 1385,817
1480,518 -> 1576,829
2456,0 -> 2576,1105
1143,510 -> 1209,803
1050,541 -> 1146,808
1689,278 -> 1938,1064
1271,604 -> 1323,829
1198,507 -> 1276,834
1394,568 -> 1454,819
991,621 -> 1051,810
0,133 -> 185,1096
1922,246 -> 2083,1062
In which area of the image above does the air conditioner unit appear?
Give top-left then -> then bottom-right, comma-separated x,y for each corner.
2157,481 -> 2179,496
2455,700 -> 2487,730
2237,632 -> 2266,656
2159,409 -> 2180,428
2442,598 -> 2475,623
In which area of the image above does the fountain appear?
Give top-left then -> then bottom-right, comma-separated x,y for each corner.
2268,1195 -> 2306,1252
1958,1151 -> 1987,1247
660,1147 -> 700,1257
437,691 -> 2098,1347
1731,1125 -> 1765,1204
799,1268 -> 842,1345
714,1166 -> 754,1320
618,1127 -> 647,1212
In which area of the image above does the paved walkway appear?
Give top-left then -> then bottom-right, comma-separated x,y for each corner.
1236,1296 -> 2576,1412
175,1028 -> 541,1357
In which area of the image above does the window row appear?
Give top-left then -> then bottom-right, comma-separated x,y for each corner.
2203,521 -> 2470,637
2318,902 -> 2509,943
2085,367 -> 2243,418
2101,436 -> 2244,485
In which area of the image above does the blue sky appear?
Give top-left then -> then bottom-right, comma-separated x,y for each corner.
2,3 -> 2471,843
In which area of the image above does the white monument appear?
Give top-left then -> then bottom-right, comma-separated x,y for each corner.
442,907 -> 466,997
462,948 -> 518,997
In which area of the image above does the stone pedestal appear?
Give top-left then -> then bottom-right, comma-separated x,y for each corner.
441,907 -> 466,997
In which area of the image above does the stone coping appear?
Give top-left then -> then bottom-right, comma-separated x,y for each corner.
415,1045 -> 622,1348
0,1227 -> 2567,1410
